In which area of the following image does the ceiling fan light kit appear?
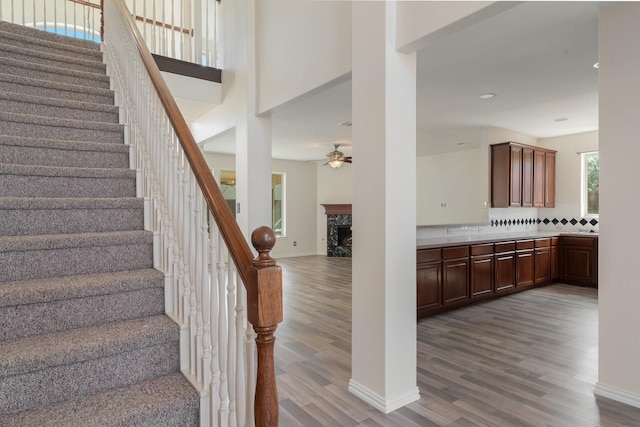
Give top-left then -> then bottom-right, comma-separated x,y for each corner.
325,144 -> 352,168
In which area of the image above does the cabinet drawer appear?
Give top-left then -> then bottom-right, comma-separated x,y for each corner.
534,238 -> 550,248
418,248 -> 441,263
495,241 -> 515,253
516,240 -> 534,250
443,246 -> 469,260
471,243 -> 494,256
562,236 -> 596,247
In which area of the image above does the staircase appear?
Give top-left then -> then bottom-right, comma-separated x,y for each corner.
0,21 -> 199,426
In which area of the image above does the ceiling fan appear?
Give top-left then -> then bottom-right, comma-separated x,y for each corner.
325,144 -> 352,168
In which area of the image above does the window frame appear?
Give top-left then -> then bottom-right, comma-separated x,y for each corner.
581,151 -> 599,218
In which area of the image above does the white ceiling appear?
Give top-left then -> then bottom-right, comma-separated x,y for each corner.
201,1 -> 601,163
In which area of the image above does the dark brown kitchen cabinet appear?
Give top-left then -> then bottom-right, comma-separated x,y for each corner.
560,236 -> 598,287
494,241 -> 516,293
551,237 -> 559,280
491,142 -> 557,208
417,249 -> 442,317
545,152 -> 556,207
534,238 -> 551,284
470,244 -> 494,298
516,240 -> 535,288
442,246 -> 470,305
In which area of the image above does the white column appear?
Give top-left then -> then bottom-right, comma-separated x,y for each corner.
596,2 -> 640,408
234,0 -> 273,237
349,1 -> 419,413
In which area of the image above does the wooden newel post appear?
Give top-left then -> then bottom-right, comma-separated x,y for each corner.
249,226 -> 283,427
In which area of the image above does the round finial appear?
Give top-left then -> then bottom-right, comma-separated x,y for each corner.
251,226 -> 276,267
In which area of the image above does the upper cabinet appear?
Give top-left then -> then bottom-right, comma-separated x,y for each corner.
491,142 -> 556,208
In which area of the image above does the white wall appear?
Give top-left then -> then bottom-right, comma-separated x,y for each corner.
203,152 -> 318,259
255,0 -> 352,114
596,2 -> 640,408
417,149 -> 488,226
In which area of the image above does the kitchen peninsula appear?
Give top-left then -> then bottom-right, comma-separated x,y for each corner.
416,231 -> 598,318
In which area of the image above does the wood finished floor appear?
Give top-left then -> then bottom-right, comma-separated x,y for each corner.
275,255 -> 640,427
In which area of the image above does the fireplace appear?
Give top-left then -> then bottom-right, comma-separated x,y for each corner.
321,204 -> 352,257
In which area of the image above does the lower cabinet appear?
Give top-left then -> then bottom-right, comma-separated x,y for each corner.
470,243 -> 494,298
416,235 -> 597,319
417,249 -> 442,317
534,238 -> 551,284
442,246 -> 470,305
560,236 -> 598,286
516,240 -> 535,288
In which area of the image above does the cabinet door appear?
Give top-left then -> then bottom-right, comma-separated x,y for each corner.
535,248 -> 551,284
522,148 -> 534,207
510,145 -> 523,207
533,150 -> 546,207
417,262 -> 442,316
516,250 -> 535,287
443,258 -> 470,305
551,245 -> 559,280
471,255 -> 494,298
545,152 -> 556,207
562,247 -> 594,284
495,252 -> 515,292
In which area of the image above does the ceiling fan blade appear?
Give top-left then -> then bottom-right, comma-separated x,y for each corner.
343,156 -> 352,163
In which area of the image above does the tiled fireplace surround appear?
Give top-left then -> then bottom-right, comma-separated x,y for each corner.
322,204 -> 352,257
322,205 -> 598,253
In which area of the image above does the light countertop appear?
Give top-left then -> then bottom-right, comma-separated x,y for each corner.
417,231 -> 598,250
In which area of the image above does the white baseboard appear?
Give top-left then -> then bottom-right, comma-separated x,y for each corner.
595,382 -> 640,409
348,379 -> 420,414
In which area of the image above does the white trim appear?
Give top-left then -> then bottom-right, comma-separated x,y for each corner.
595,382 -> 640,409
348,379 -> 420,414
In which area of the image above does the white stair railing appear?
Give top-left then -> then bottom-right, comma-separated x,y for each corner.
0,0 -> 218,67
103,1 -> 282,426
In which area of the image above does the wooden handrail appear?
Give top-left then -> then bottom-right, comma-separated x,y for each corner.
108,1 -> 282,425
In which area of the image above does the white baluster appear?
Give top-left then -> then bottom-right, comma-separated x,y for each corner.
227,259 -> 237,427
209,217 -> 221,427
218,234 -> 230,426
235,268 -> 247,427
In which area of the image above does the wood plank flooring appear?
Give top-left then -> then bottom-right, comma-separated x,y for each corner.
275,255 -> 640,426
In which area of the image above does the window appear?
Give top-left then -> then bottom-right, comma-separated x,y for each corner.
581,151 -> 599,217
219,170 -> 285,237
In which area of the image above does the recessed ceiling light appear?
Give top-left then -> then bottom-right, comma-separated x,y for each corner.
338,121 -> 352,127
554,117 -> 568,122
480,93 -> 496,99
455,142 -> 465,146
593,62 -> 599,69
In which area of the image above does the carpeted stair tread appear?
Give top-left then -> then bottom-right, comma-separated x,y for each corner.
0,196 -> 140,210
0,54 -> 110,89
0,21 -> 100,50
0,372 -> 199,427
0,28 -> 102,61
0,315 -> 177,377
0,135 -> 127,153
0,267 -> 161,309
0,163 -> 134,179
0,90 -> 119,120
0,41 -> 105,75
0,230 -> 152,254
0,111 -> 122,134
0,72 -> 113,104
0,196 -> 143,235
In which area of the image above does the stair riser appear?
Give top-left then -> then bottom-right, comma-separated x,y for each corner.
0,288 -> 164,342
0,35 -> 102,62
0,143 -> 129,169
0,47 -> 105,75
0,207 -> 143,236
0,99 -> 119,124
0,342 -> 180,415
0,63 -> 109,90
0,80 -> 113,105
0,121 -> 123,144
0,241 -> 153,282
0,175 -> 135,198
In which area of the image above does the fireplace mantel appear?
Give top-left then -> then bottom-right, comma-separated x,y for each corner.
321,204 -> 352,215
